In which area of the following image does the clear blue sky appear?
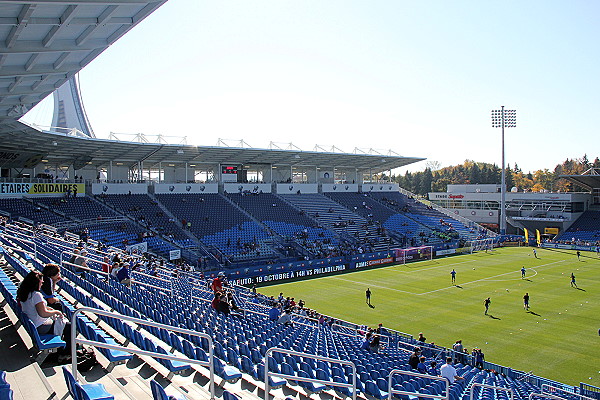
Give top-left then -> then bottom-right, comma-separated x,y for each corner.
23,0 -> 600,175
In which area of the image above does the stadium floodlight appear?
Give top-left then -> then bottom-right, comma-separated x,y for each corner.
491,106 -> 517,235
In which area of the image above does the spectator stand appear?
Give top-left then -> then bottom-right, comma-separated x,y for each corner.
69,306 -> 216,398
389,369 -> 449,400
470,382 -> 515,400
264,347 -> 357,400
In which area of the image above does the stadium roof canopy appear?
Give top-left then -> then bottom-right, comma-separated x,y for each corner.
0,0 -> 425,173
560,168 -> 600,191
0,122 -> 425,172
0,0 -> 167,123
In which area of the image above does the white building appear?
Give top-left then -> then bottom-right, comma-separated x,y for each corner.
428,184 -> 592,235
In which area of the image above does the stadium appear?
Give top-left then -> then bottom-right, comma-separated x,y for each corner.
0,1 -> 599,400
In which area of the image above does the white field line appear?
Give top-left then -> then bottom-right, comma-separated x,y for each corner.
333,260 -> 565,296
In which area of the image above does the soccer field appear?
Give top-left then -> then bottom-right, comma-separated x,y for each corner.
258,246 -> 600,387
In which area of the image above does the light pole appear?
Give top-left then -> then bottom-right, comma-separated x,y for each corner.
491,106 -> 516,235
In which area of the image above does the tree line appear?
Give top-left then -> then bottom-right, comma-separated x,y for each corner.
390,155 -> 600,196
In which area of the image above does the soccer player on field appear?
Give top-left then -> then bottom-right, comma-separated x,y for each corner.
521,266 -> 526,279
450,269 -> 456,284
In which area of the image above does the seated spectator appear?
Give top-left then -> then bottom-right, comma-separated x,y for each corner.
110,262 -> 121,281
211,274 -> 224,293
277,309 -> 293,326
408,347 -> 421,370
41,263 -> 63,312
360,332 -> 372,351
100,256 -> 110,278
211,292 -> 221,310
116,264 -> 131,286
417,356 -> 428,374
217,294 -> 231,314
73,249 -> 88,274
440,357 -> 464,384
369,332 -> 380,353
17,271 -> 72,362
269,304 -> 281,321
429,361 -> 439,376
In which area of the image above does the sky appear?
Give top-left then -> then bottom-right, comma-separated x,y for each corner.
22,0 -> 600,175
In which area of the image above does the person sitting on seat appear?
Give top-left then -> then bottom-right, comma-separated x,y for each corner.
17,271 -> 72,362
217,293 -> 231,314
211,292 -> 221,310
277,309 -> 293,326
115,263 -> 131,286
41,263 -> 63,312
269,304 -> 280,321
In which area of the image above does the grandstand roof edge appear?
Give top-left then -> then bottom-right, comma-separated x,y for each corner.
1,121 -> 426,172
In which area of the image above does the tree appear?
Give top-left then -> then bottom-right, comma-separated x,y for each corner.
533,169 -> 555,191
421,168 -> 433,194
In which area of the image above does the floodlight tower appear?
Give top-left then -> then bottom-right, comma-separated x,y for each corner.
491,106 -> 516,235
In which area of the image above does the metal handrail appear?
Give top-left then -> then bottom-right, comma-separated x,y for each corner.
70,307 -> 215,399
58,249 -> 171,294
470,383 -> 514,400
388,369 -> 449,400
62,260 -> 172,294
530,393 -> 565,400
0,238 -> 36,258
4,225 -> 34,238
542,384 -> 595,400
0,233 -> 37,259
264,347 -> 356,400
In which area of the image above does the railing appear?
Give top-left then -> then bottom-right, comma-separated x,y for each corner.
529,393 -> 565,400
70,307 -> 215,399
0,233 -> 37,259
470,383 -> 514,400
542,385 -> 595,400
59,251 -> 173,294
264,347 -> 356,400
5,223 -> 34,237
388,369 -> 449,400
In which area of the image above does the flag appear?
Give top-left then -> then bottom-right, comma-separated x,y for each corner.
523,228 -> 529,243
535,229 -> 541,245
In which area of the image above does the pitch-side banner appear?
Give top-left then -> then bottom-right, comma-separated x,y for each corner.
0,183 -> 84,197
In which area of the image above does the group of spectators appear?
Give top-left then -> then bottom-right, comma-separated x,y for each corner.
359,323 -> 385,353
265,292 -> 339,328
409,346 -> 466,383
17,264 -> 72,363
210,273 -> 242,317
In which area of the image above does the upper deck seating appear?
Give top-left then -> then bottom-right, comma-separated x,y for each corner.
0,198 -> 65,225
556,210 -> 600,242
100,194 -> 188,241
35,197 -> 118,221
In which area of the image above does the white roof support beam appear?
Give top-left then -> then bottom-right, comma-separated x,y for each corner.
76,5 -> 118,45
43,5 -> 78,48
7,77 -> 24,92
53,52 -> 70,69
0,40 -> 107,54
0,65 -> 74,77
0,0 -> 151,4
0,17 -> 133,26
5,4 -> 36,48
25,53 -> 40,71
31,74 -> 50,90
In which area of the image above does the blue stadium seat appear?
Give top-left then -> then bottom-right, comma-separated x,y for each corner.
63,366 -> 114,400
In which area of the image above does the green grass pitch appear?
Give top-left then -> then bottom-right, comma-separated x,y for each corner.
257,246 -> 600,387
